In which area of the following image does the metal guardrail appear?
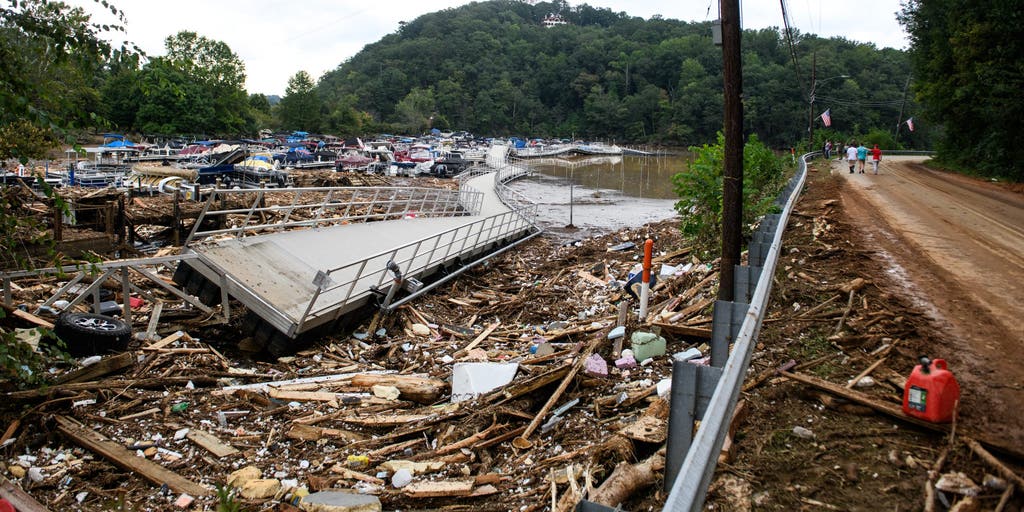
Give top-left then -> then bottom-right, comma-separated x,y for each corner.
184,186 -> 484,245
294,152 -> 542,334
661,153 -> 810,511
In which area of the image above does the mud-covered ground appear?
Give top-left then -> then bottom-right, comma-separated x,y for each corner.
703,158 -> 1023,511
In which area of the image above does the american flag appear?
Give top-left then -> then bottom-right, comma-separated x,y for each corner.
820,109 -> 832,127
905,117 -> 915,132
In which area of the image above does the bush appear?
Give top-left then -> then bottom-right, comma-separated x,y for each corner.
672,133 -> 787,257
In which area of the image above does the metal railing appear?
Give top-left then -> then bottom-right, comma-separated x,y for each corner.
662,153 -> 809,511
184,186 -> 483,245
293,153 -> 541,334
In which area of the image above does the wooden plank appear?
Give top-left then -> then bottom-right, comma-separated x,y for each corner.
403,479 -> 474,498
453,321 -> 501,358
55,352 -> 136,385
650,322 -> 712,340
118,407 -> 160,421
618,415 -> 666,444
143,330 -> 185,351
845,357 -> 887,389
186,430 -> 240,458
0,475 -> 51,512
9,308 -> 54,329
341,414 -> 434,427
54,415 -> 210,496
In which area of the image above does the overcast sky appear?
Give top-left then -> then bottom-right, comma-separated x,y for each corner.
70,0 -> 909,96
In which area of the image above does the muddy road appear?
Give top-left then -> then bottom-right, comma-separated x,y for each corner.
833,155 -> 1024,447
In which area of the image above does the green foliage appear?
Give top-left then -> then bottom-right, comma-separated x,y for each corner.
315,1 -> 920,146
215,485 -> 242,512
0,320 -> 69,390
672,133 -> 787,257
1,0 -> 132,158
275,71 -> 321,132
99,31 -> 253,137
900,0 -> 1023,181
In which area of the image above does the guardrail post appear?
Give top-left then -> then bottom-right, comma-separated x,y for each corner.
710,299 -> 748,367
664,360 -> 724,493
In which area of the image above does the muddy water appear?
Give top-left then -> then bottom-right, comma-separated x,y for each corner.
506,153 -> 690,240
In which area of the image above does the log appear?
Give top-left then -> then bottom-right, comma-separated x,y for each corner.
349,374 -> 447,404
589,453 -> 664,507
54,415 -> 210,496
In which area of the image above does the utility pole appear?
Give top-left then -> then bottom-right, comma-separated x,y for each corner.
894,74 -> 912,146
719,0 -> 743,302
807,52 -> 817,149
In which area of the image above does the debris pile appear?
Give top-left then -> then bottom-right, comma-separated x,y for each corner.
1,219 -> 729,511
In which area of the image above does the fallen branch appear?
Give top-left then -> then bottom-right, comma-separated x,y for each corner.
965,438 -> 1024,489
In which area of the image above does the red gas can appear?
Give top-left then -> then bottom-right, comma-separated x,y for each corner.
902,357 -> 960,423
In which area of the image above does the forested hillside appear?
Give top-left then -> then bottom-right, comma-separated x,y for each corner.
314,0 -> 924,148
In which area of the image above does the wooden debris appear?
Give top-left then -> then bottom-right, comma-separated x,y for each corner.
845,357 -> 887,389
589,452 -> 664,507
55,352 -> 136,385
452,320 -> 501,358
349,374 -> 447,404
514,335 -> 603,449
54,415 -> 210,496
403,479 -> 474,498
781,371 -> 1024,460
965,438 -> 1024,489
0,475 -> 50,512
329,465 -> 384,485
186,430 -> 240,458
286,423 -> 366,443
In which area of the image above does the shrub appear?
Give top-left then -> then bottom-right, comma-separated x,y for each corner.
672,133 -> 787,257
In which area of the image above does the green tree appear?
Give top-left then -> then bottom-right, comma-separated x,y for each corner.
1,0 -> 128,159
395,87 -> 437,134
277,71 -> 321,132
899,0 -> 1023,180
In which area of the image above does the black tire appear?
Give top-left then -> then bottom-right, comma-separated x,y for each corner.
53,312 -> 132,357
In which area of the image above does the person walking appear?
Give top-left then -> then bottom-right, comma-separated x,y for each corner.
846,143 -> 858,173
870,144 -> 882,174
856,142 -> 868,173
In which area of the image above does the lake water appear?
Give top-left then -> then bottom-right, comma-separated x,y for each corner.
506,153 -> 691,239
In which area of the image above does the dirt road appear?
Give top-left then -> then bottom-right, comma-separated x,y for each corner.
834,155 -> 1024,447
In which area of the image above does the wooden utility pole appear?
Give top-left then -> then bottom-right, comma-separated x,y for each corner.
718,0 -> 743,302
